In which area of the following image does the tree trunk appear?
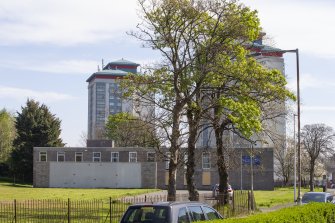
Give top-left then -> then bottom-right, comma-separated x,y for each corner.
212,106 -> 229,204
309,159 -> 315,192
214,127 -> 229,204
186,107 -> 199,201
167,155 -> 178,201
167,102 -> 183,201
186,142 -> 199,201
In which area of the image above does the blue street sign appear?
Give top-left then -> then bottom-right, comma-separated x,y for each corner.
242,155 -> 261,165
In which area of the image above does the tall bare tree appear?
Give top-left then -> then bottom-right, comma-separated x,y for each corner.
301,124 -> 335,191
105,112 -> 158,147
273,137 -> 295,186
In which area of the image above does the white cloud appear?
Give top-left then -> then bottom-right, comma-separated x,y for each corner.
0,0 -> 138,46
302,106 -> 335,112
1,0 -> 334,59
286,72 -> 335,91
242,0 -> 335,58
0,86 -> 77,102
2,0 -> 334,58
0,59 -> 99,74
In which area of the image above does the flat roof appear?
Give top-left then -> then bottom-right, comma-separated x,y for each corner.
86,69 -> 128,82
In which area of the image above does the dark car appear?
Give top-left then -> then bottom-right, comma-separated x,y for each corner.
120,201 -> 223,223
301,192 -> 334,204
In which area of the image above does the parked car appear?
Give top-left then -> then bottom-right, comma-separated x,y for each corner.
120,201 -> 223,223
212,184 -> 233,199
301,192 -> 334,204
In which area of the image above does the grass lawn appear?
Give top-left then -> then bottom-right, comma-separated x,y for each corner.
254,186 -> 322,208
0,178 -> 159,201
0,177 -> 322,208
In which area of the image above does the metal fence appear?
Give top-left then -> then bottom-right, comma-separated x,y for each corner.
0,191 -> 255,222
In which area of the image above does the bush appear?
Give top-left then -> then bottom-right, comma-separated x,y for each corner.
210,203 -> 335,223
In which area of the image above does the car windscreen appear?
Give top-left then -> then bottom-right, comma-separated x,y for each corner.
302,193 -> 325,203
121,206 -> 169,223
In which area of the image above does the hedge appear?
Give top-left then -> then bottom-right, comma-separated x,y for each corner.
210,203 -> 335,223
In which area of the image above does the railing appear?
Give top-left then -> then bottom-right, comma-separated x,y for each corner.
204,190 -> 255,218
0,191 -> 254,222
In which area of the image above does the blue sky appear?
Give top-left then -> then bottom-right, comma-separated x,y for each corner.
1,0 -> 334,146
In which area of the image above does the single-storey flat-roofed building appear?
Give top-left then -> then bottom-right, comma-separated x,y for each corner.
33,144 -> 274,190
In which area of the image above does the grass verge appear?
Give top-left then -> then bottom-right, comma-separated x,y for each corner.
0,178 -> 159,200
254,186 -> 323,208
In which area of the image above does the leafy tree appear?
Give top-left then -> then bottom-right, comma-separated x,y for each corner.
301,124 -> 335,191
127,0 -> 216,200
198,46 -> 294,203
105,112 -> 158,147
127,0 -> 294,201
78,131 -> 88,147
0,109 -> 16,175
11,99 -> 64,183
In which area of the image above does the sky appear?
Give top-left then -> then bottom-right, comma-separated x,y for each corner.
0,0 -> 334,146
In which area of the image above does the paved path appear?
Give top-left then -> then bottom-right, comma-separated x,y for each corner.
259,203 -> 295,213
123,190 -> 212,201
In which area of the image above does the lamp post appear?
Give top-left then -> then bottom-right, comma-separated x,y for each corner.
293,114 -> 298,203
241,150 -> 243,190
253,48 -> 301,203
250,143 -> 254,211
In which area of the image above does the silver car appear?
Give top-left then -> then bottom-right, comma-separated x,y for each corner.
120,201 -> 223,223
301,192 -> 334,204
212,184 -> 233,199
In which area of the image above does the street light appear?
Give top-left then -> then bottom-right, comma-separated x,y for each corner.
252,48 -> 301,203
293,114 -> 298,203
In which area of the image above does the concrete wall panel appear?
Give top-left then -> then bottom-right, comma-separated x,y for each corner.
49,162 -> 141,188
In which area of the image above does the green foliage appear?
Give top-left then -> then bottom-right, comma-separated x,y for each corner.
208,46 -> 295,138
128,0 -> 295,198
0,109 -> 16,163
11,99 -> 64,183
105,112 -> 157,147
215,203 -> 335,223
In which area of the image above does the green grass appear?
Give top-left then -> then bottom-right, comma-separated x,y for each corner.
0,178 -> 322,208
0,178 -> 159,201
254,186 -> 322,208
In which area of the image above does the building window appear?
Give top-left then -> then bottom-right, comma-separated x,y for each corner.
109,83 -> 122,115
57,152 -> 65,162
202,124 -> 209,147
202,152 -> 211,169
96,82 -> 106,125
75,152 -> 83,162
147,152 -> 155,162
165,152 -> 170,170
129,152 -> 137,162
111,152 -> 119,162
88,85 -> 93,139
184,154 -> 188,169
39,152 -> 47,162
93,152 -> 101,162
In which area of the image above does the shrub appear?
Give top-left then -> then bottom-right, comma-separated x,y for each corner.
209,203 -> 335,223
